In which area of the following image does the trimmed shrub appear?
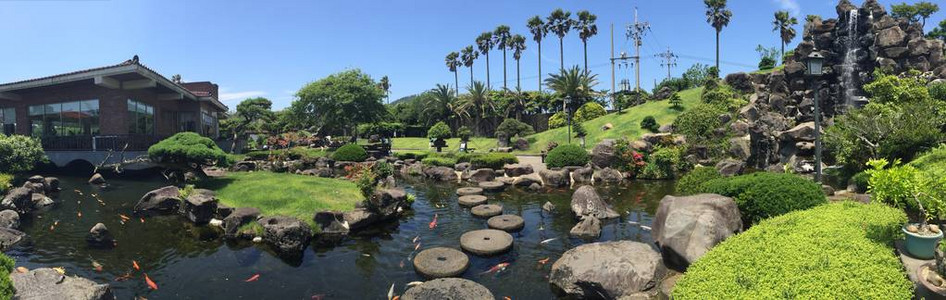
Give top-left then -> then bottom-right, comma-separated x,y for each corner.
675,166 -> 722,196
148,132 -> 231,167
674,202 -> 912,300
470,153 -> 518,169
495,118 -> 535,139
421,156 -> 457,167
909,144 -> 946,177
701,172 -> 826,224
548,111 -> 567,129
244,147 -> 327,161
545,144 -> 590,168
427,121 -> 452,140
457,126 -> 473,142
673,104 -> 725,144
394,151 -> 430,161
332,144 -> 368,162
640,116 -> 660,133
0,134 -> 46,174
0,173 -> 11,194
574,102 -> 607,123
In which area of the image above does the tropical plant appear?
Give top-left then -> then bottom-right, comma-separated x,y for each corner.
527,16 -> 548,90
755,45 -> 779,70
545,66 -> 599,111
493,25 -> 512,90
461,81 -> 494,135
461,46 -> 479,87
288,69 -> 386,136
510,34 -> 527,91
574,10 -> 598,72
773,10 -> 798,64
476,32 -> 495,90
445,52 -> 461,97
424,84 -> 457,127
546,9 -> 573,71
704,0 -> 733,72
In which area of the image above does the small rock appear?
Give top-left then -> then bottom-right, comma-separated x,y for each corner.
468,169 -> 496,183
260,216 -> 313,255
907,224 -> 919,233
542,201 -> 556,212
528,183 -> 542,191
209,218 -> 223,227
134,186 -> 181,214
928,269 -> 945,287
570,186 -> 620,219
0,210 -> 19,229
87,223 -> 113,246
88,173 -> 106,185
569,216 -> 602,240
932,225 -> 942,234
252,236 -> 263,243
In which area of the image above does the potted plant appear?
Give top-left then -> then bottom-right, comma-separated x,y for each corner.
918,241 -> 946,297
867,159 -> 946,259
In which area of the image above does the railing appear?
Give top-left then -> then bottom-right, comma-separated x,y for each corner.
41,134 -> 168,152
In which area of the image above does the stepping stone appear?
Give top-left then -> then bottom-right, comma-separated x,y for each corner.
470,204 -> 503,218
487,215 -> 525,232
456,187 -> 483,196
458,195 -> 488,207
460,229 -> 514,256
478,181 -> 506,192
402,278 -> 494,300
413,247 -> 470,278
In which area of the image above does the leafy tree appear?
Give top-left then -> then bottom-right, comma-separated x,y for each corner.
546,9 -> 574,71
915,1 -> 940,27
527,16 -> 548,90
427,121 -> 452,140
705,0 -> 733,72
575,10 -> 598,72
379,76 -> 391,103
674,103 -> 726,146
669,92 -> 684,109
457,126 -> 473,142
493,25 -> 512,90
288,69 -> 386,136
681,63 -> 714,87
496,118 -> 535,144
755,45 -> 779,70
0,134 -> 45,174
773,10 -> 798,63
545,66 -> 599,112
223,97 -> 275,152
148,132 -> 230,180
892,1 -> 939,27
461,46 -> 479,87
510,34 -> 527,91
476,32 -> 495,90
928,19 -> 946,42
445,52 -> 461,97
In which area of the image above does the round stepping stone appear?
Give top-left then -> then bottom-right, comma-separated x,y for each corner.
470,204 -> 503,218
460,229 -> 514,256
458,195 -> 488,207
402,278 -> 494,300
478,181 -> 506,192
412,247 -> 470,278
456,187 -> 483,196
487,214 -> 525,232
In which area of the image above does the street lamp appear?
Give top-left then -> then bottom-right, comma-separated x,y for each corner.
805,50 -> 825,183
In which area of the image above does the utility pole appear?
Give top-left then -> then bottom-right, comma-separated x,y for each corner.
656,47 -> 678,81
626,7 -> 649,92
610,23 -> 616,109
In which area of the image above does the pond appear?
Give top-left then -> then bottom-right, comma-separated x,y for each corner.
8,174 -> 676,299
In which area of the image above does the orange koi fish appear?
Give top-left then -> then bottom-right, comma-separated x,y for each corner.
132,260 -> 140,271
504,297 -> 512,300
414,242 -> 420,251
144,273 -> 158,290
91,260 -> 103,272
538,257 -> 550,265
119,214 -> 131,221
140,218 -> 145,223
244,274 -> 260,282
428,214 -> 438,229
479,262 -> 510,275
49,220 -> 59,231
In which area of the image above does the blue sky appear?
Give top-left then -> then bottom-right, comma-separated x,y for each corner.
0,0 -> 941,110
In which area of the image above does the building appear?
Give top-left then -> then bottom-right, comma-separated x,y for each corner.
0,56 -> 228,167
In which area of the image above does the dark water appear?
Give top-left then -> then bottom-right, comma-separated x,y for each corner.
9,175 -> 675,299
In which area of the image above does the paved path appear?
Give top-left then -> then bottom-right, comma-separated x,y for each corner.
516,155 -> 547,173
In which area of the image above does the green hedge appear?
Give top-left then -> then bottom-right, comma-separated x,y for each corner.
332,144 -> 368,162
148,132 -> 231,166
675,166 -> 721,196
421,156 -> 457,167
470,153 -> 518,169
701,172 -> 825,225
545,144 -> 589,168
394,151 -> 430,161
674,202 -> 912,299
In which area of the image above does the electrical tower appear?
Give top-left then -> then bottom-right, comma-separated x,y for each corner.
627,7 -> 649,91
656,47 -> 678,81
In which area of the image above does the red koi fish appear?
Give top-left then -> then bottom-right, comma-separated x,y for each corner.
428,214 -> 438,229
244,274 -> 260,282
144,273 -> 158,290
479,262 -> 510,275
537,257 -> 550,265
140,218 -> 145,223
132,260 -> 140,271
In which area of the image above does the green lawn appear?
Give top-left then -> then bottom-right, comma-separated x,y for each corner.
392,137 -> 497,152
200,172 -> 362,227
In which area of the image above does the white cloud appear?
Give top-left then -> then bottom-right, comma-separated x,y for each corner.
219,91 -> 267,102
773,0 -> 801,16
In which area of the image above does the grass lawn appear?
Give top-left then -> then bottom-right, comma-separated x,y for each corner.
200,172 -> 362,227
392,137 -> 497,152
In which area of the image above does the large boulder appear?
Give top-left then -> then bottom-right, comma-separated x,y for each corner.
780,122 -> 816,142
31,193 -> 54,210
652,194 -> 743,269
724,72 -> 753,93
181,189 -> 218,224
222,207 -> 261,238
0,227 -> 26,251
569,215 -> 601,240
343,208 -> 379,231
11,268 -> 114,300
424,166 -> 458,182
22,178 -> 46,195
876,26 -> 906,48
503,164 -> 533,177
591,139 -> 617,168
134,186 -> 181,214
571,166 -> 594,184
539,169 -> 570,188
593,168 -> 623,184
654,86 -> 674,100
0,210 -> 19,229
512,173 -> 543,187
549,241 -> 667,299
570,186 -> 619,219
260,216 -> 313,255
715,159 -> 745,177
43,177 -> 60,194
467,168 -> 495,183
368,188 -> 408,220
1,187 -> 33,214
232,161 -> 257,172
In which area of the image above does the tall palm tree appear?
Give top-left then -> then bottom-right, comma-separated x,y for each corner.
476,32 -> 495,90
445,52 -> 461,97
493,25 -> 512,90
426,84 -> 457,126
773,10 -> 798,64
546,9 -> 573,71
575,11 -> 598,72
461,46 -> 479,87
527,16 -> 548,91
704,0 -> 732,73
545,66 -> 599,112
510,34 -> 527,91
379,76 -> 391,103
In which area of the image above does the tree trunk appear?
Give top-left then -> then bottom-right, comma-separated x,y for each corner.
485,51 -> 491,90
516,58 -> 521,91
538,40 -> 543,92
469,66 -> 474,87
503,48 -> 508,90
559,37 -> 565,71
715,30 -> 720,73
780,42 -> 785,65
583,40 -> 588,72
454,71 -> 459,97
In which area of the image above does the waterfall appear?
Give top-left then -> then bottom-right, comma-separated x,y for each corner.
840,9 -> 859,108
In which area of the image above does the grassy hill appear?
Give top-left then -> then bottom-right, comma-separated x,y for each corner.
391,86 -> 703,155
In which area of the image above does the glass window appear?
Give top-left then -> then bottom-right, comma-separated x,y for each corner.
127,99 -> 154,134
61,101 -> 81,136
28,100 -> 99,137
81,100 -> 99,135
201,109 -> 218,138
0,108 -> 14,135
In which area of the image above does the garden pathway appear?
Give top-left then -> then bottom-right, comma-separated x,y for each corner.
515,155 -> 547,173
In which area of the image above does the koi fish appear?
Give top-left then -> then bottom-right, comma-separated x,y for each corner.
244,274 -> 260,282
387,283 -> 395,300
414,243 -> 421,251
393,297 -> 400,300
540,238 -> 557,245
115,273 -> 133,281
628,221 -> 639,225
412,236 -> 419,244
132,260 -> 140,271
77,211 -> 82,218
140,218 -> 145,224
119,214 -> 131,221
310,295 -> 325,300
640,225 -> 652,231
398,260 -> 405,268
91,193 -> 98,198
479,262 -> 510,275
538,257 -> 550,265
144,273 -> 158,290
49,220 -> 60,231
428,214 -> 438,229
73,189 -> 83,195
406,281 -> 424,288
91,260 -> 103,272
15,267 -> 28,273
504,297 -> 512,300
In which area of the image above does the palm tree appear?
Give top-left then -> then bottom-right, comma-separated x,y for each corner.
773,10 -> 798,64
575,11 -> 598,72
476,32 -> 495,90
426,84 -> 457,126
527,16 -> 548,91
505,88 -> 529,120
510,34 -> 527,91
465,81 -> 493,135
493,25 -> 512,90
379,76 -> 391,103
445,52 -> 461,97
704,0 -> 732,73
546,9 -> 573,71
545,66 -> 599,112
461,46 -> 479,87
